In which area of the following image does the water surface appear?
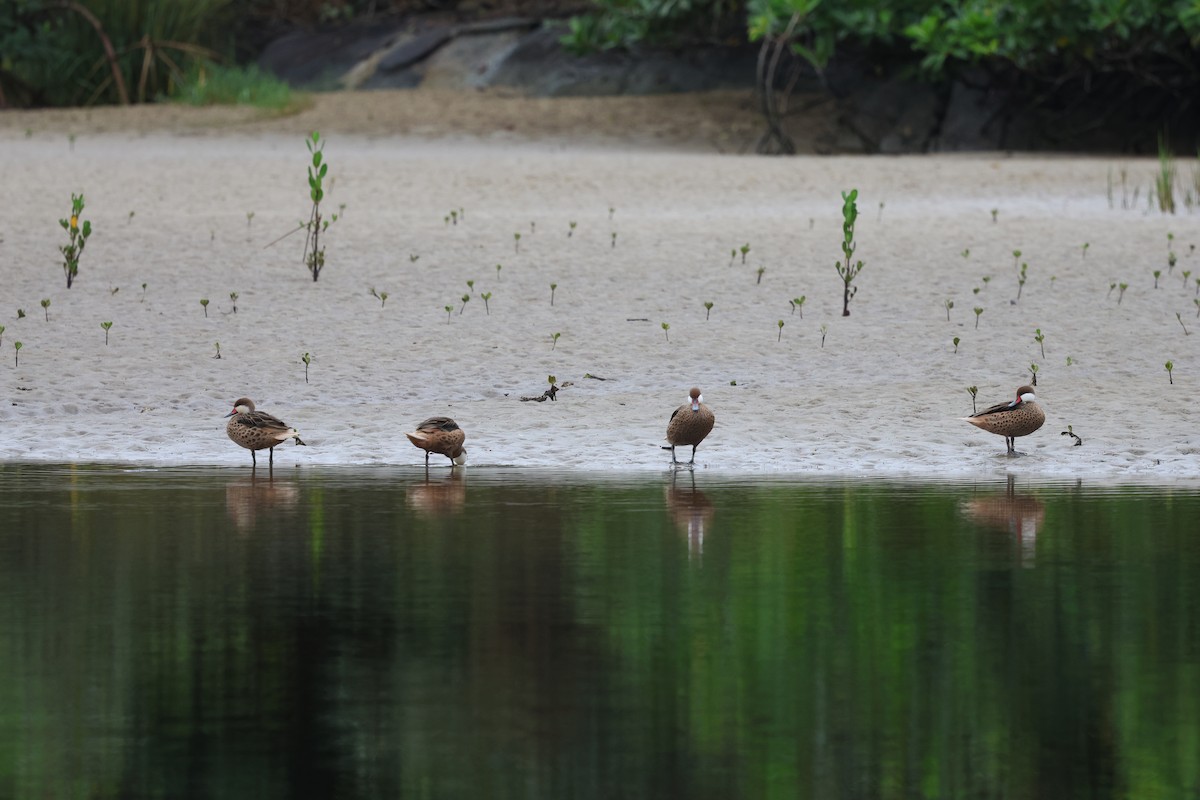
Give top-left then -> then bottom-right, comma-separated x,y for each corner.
1,464 -> 1197,799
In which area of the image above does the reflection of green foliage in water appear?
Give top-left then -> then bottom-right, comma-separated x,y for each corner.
0,467 -> 1198,798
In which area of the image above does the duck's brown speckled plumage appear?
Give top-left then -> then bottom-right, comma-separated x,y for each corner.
406,416 -> 467,467
225,397 -> 306,467
965,385 -> 1045,454
664,387 -> 715,465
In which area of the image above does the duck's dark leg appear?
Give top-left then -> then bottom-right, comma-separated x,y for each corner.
1006,437 -> 1015,454
669,445 -> 678,465
425,450 -> 431,467
269,446 -> 275,467
251,450 -> 257,467
689,445 -> 698,464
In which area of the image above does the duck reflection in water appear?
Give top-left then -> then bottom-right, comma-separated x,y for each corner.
406,469 -> 467,516
225,474 -> 300,532
665,470 -> 714,559
960,475 -> 1045,568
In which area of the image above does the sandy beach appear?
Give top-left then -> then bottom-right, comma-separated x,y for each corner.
1,90 -> 1197,478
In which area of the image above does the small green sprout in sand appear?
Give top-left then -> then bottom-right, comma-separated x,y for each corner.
981,276 -> 991,288
40,298 -> 50,321
1177,313 -> 1190,336
791,296 -> 806,318
16,309 -> 24,319
496,264 -> 502,280
1017,263 -> 1028,300
611,232 -> 618,249
1195,298 -> 1200,317
944,299 -> 954,321
1165,359 -> 1174,384
1183,270 -> 1192,289
450,209 -> 458,226
444,305 -> 453,323
1081,242 -> 1089,259
481,292 -> 493,315
953,336 -> 960,354
704,301 -> 713,320
550,283 -> 557,306
229,291 -> 239,313
466,279 -> 475,293
756,266 -> 766,285
961,249 -> 970,259
1153,269 -> 1162,289
530,221 -> 535,234
740,243 -> 750,264
1061,425 -> 1083,446
729,248 -> 736,267
444,215 -> 450,226
661,322 -> 670,342
819,324 -> 828,348
59,193 -> 92,289
109,287 -> 118,296
1167,231 -> 1175,256
551,332 -> 561,350
1029,363 -> 1039,386
991,209 -> 998,223
200,298 -> 209,317
513,232 -> 521,253
128,211 -> 135,224
1066,356 -> 1075,366
409,254 -> 420,263
1195,276 -> 1199,296
973,307 -> 983,329
459,293 -> 469,314
777,319 -> 784,341
973,287 -> 981,295
568,221 -> 577,237
609,206 -> 615,220
1034,328 -> 1045,358
14,341 -> 22,367
1118,282 -> 1129,304
302,352 -> 311,384
968,386 -> 978,412
246,211 -> 254,229
1108,281 -> 1116,299
0,325 -> 4,346
378,291 -> 388,308
213,342 -> 221,359
100,321 -> 112,345
1012,250 -> 1021,271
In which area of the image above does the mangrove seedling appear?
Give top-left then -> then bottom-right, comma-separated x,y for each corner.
973,287 -> 981,295
379,291 -> 389,308
982,276 -> 991,288
944,299 -> 954,321
109,286 -> 119,296
213,342 -> 221,359
661,322 -> 670,343
1034,328 -> 1045,358
961,249 -> 970,259
16,309 -> 24,319
740,243 -> 750,264
302,352 -> 311,384
230,292 -> 239,313
1029,363 -> 1039,386
466,279 -> 475,293
1118,283 -> 1129,304
513,232 -> 521,253
819,324 -> 828,348
1165,360 -> 1174,384
953,336 -> 960,354
200,299 -> 209,317
246,211 -> 254,229
1195,298 -> 1199,317
410,254 -> 420,263
1108,282 -> 1116,299
990,209 -> 998,223
450,210 -> 458,226
1183,270 -> 1192,288
40,298 -> 50,321
0,325 -> 4,346
729,249 -> 736,267
1177,313 -> 1190,335
550,283 -> 557,306
551,332 -> 561,351
611,232 -> 617,249
1081,243 -> 1089,259
1153,269 -> 1162,289
1061,425 -> 1083,446
1012,250 -> 1021,271
58,192 -> 92,288
128,210 -> 135,224
791,296 -> 806,318
481,292 -> 492,315
530,221 -> 535,234
100,321 -> 112,345
1169,252 -> 1178,273
496,264 -> 502,280
777,319 -> 784,341
1017,263 -> 1028,300
444,305 -> 453,323
459,294 -> 469,314
704,301 -> 713,320
877,201 -> 885,222
302,131 -> 333,282
968,386 -> 978,413
14,341 -> 21,367
568,221 -> 576,237
756,266 -> 766,285
836,189 -> 865,316
973,307 -> 983,329
609,206 -> 615,220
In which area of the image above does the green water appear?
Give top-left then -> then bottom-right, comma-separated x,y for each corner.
0,465 -> 1197,800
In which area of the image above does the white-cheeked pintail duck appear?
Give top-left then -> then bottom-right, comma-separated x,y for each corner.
406,416 -> 467,467
965,385 -> 1045,454
225,397 -> 307,467
663,387 -> 715,465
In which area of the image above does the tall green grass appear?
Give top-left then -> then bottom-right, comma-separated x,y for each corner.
172,62 -> 296,111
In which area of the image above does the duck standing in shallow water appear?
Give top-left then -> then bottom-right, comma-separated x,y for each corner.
663,387 -> 715,466
965,385 -> 1045,454
225,397 -> 307,467
406,417 -> 467,467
